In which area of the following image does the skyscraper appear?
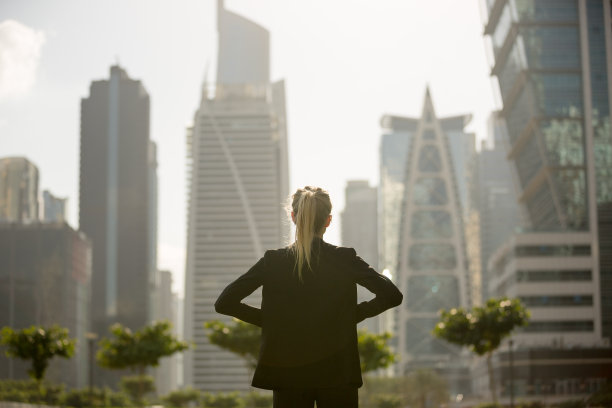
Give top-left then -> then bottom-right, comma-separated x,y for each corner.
394,90 -> 472,393
0,157 -> 39,223
183,0 -> 289,391
341,180 -> 378,267
477,113 -> 520,303
79,65 -> 158,386
341,180 -> 379,334
480,0 -> 612,400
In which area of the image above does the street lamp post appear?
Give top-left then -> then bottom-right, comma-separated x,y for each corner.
509,339 -> 514,408
86,332 -> 98,406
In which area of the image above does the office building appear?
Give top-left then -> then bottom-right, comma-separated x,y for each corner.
42,190 -> 67,223
0,222 -> 91,388
79,65 -> 158,386
0,157 -> 39,223
480,0 -> 612,401
341,180 -> 378,267
155,270 -> 179,395
341,180 -> 379,334
183,0 -> 289,391
392,90 -> 472,394
477,113 -> 520,303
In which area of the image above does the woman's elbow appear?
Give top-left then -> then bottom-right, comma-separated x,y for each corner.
214,298 -> 230,315
390,290 -> 403,307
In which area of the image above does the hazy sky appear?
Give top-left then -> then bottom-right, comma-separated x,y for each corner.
0,0 -> 498,296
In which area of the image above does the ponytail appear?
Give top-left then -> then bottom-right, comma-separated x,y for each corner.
290,186 -> 332,281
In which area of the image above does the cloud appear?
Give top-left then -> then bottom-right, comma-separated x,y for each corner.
0,20 -> 46,99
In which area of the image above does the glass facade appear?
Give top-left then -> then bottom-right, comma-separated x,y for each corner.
488,0 -> 602,232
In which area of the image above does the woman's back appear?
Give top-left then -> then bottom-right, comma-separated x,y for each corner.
214,186 -> 403,406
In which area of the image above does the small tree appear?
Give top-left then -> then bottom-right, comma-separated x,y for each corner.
433,297 -> 529,405
205,319 -> 260,369
96,321 -> 189,404
0,325 -> 75,383
120,375 -> 155,404
357,329 -> 396,373
403,369 -> 448,408
206,320 -> 396,375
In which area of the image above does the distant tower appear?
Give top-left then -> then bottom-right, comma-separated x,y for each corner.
0,157 -> 39,223
341,180 -> 378,333
42,190 -> 67,223
79,65 -> 158,386
396,90 -> 471,393
183,0 -> 289,391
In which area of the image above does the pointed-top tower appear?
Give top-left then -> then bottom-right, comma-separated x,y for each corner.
396,89 -> 471,388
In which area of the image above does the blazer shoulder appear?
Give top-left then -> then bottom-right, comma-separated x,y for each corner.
322,242 -> 357,259
263,246 -> 293,262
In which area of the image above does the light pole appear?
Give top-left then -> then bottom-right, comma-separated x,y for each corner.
509,339 -> 514,408
86,332 -> 98,407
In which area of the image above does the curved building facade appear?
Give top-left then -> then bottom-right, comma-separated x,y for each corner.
183,1 -> 289,391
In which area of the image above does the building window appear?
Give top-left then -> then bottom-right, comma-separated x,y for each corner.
418,145 -> 441,171
516,269 -> 592,282
523,320 -> 594,332
423,129 -> 436,140
410,210 -> 452,239
520,295 -> 593,307
409,243 -> 457,270
514,244 -> 590,257
413,177 -> 448,205
406,275 -> 459,312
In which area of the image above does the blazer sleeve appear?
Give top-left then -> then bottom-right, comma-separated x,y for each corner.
214,255 -> 266,327
348,249 -> 403,323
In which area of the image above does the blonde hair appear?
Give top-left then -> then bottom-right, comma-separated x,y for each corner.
290,186 -> 332,281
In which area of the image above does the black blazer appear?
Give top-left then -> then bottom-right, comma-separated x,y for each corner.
214,239 -> 403,390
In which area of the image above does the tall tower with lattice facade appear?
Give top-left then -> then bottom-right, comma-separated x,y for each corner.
396,89 -> 472,393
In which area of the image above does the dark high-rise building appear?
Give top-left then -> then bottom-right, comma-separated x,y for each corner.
0,222 -> 91,388
79,65 -> 157,386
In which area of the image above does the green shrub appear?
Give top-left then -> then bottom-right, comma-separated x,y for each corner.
202,392 -> 245,408
163,387 -> 202,408
517,402 -> 546,408
373,394 -> 403,408
0,379 -> 64,405
476,403 -> 502,408
246,392 -> 272,408
552,400 -> 586,408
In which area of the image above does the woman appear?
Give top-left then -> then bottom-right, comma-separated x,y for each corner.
215,186 -> 403,408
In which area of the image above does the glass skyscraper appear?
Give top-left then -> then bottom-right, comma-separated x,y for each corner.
480,0 -> 612,400
386,90 -> 474,394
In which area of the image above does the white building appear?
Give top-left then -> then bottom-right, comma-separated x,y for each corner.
155,270 -> 179,395
341,180 -> 379,334
183,0 -> 289,391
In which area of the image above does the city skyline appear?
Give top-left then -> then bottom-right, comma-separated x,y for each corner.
0,0 -> 497,296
